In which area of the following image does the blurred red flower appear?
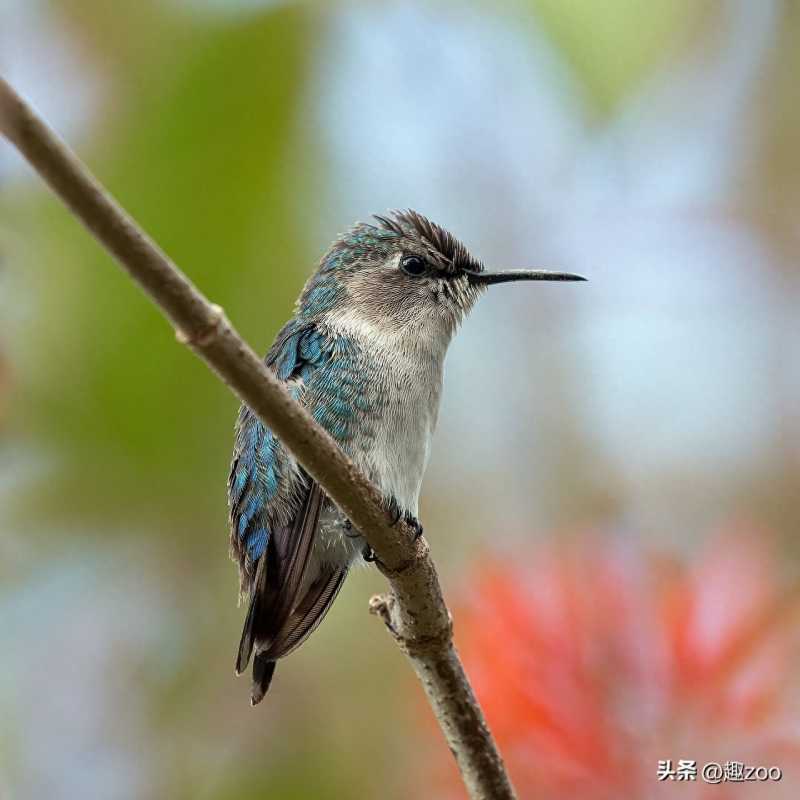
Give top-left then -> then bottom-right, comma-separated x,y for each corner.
425,528 -> 800,799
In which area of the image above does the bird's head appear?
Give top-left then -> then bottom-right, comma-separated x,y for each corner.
297,209 -> 585,343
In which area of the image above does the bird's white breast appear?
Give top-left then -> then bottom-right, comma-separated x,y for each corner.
328,307 -> 447,516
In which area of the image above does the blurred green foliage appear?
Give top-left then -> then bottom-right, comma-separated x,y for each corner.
18,5 -> 318,530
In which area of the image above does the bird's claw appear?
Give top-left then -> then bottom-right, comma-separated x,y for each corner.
403,512 -> 424,540
385,496 -> 423,539
363,506 -> 423,566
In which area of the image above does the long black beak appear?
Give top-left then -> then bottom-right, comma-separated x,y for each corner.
468,269 -> 587,285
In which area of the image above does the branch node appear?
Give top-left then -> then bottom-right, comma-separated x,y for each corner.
369,593 -> 453,656
368,592 -> 396,634
176,303 -> 225,347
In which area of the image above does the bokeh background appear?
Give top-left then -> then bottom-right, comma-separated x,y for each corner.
2,1 -> 800,798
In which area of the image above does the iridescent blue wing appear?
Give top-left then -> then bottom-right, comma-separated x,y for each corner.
227,321 -> 332,586
228,322 -> 343,699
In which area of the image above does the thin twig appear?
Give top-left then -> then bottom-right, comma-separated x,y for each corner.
0,77 -> 517,800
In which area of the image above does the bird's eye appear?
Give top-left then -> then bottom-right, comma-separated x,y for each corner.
401,255 -> 427,277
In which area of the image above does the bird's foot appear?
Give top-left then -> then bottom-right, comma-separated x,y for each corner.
403,511 -> 424,540
364,499 -> 423,566
386,496 -> 423,540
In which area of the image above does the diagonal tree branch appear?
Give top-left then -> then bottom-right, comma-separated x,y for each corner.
0,77 -> 517,800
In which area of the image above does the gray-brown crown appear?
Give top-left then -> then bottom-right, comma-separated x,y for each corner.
373,209 -> 484,275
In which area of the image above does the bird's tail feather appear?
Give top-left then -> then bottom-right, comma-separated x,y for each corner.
250,653 -> 276,706
235,557 -> 266,676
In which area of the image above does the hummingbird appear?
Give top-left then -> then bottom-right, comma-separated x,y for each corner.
228,210 -> 585,704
